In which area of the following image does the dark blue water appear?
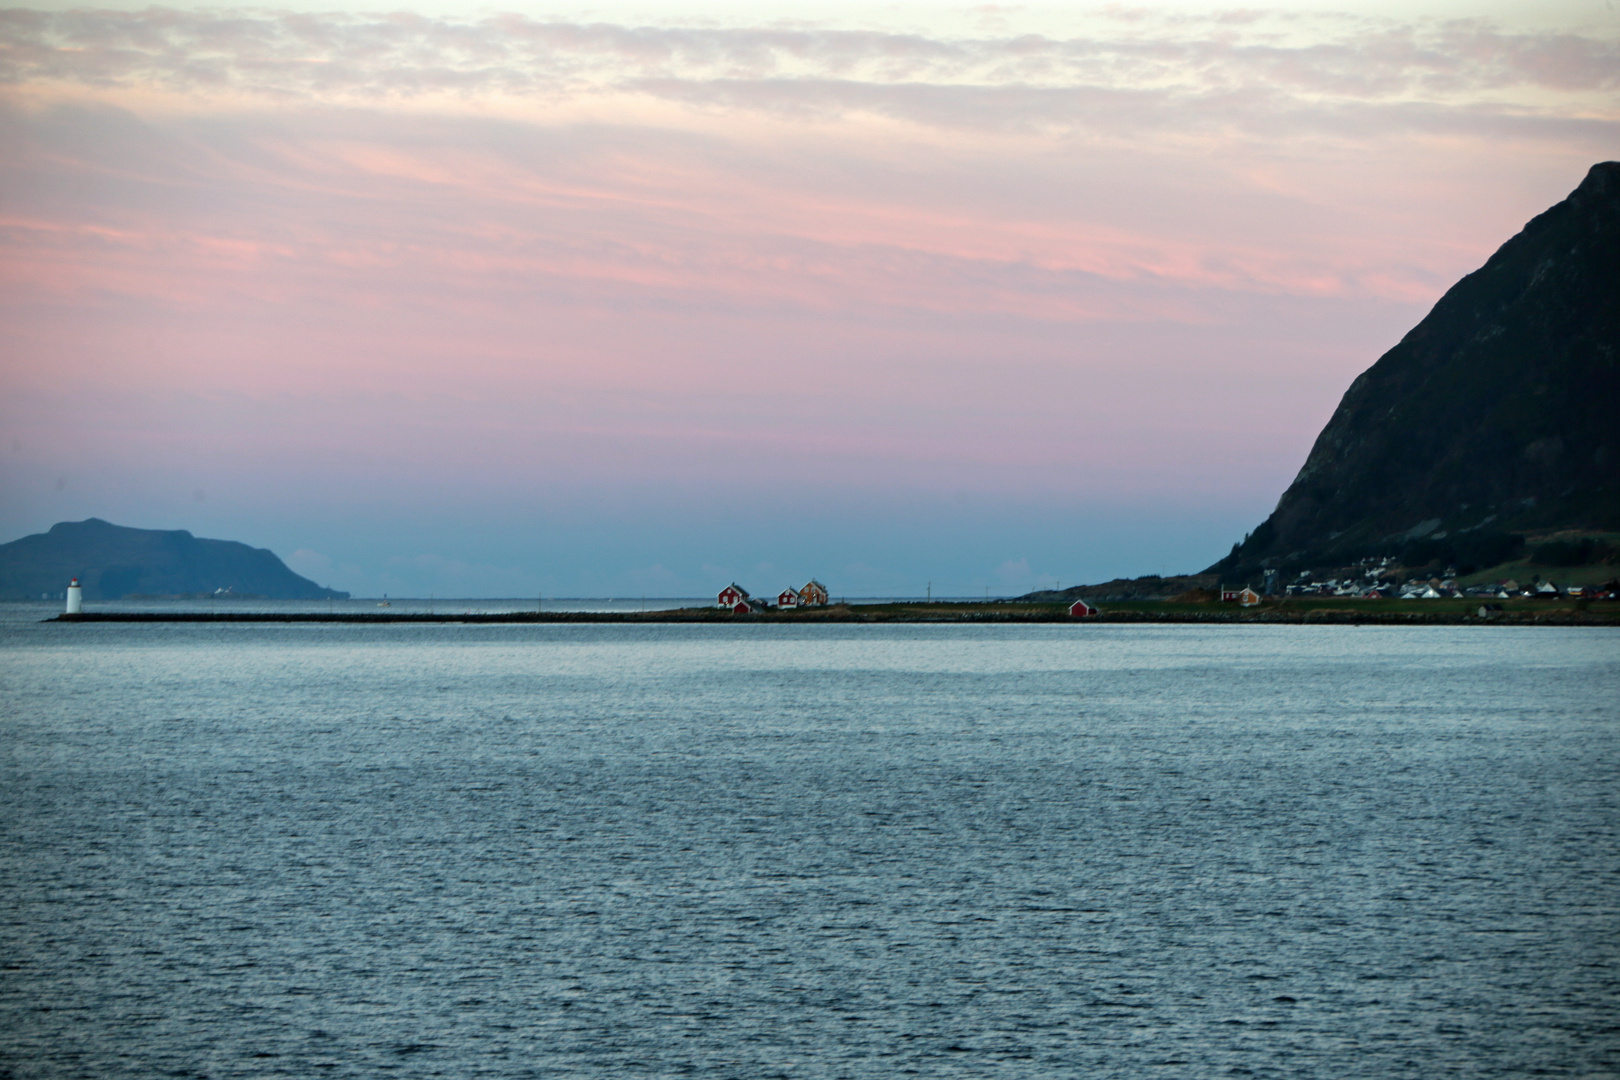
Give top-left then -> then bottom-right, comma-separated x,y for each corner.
2,611 -> 1617,1078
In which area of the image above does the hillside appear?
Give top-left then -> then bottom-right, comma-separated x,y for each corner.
1208,161 -> 1620,584
1018,574 -> 1216,604
0,519 -> 348,601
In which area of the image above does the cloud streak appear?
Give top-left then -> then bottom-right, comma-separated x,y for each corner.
3,9 -> 1616,123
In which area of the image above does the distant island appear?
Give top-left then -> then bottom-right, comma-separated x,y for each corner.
0,518 -> 348,601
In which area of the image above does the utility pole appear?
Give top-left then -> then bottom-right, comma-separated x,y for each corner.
927,581 -> 931,603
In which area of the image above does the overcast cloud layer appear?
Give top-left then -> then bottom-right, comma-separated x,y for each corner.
2,6 -> 1616,596
4,8 -> 1618,105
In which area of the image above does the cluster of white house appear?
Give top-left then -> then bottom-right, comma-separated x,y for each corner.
717,580 -> 830,613
1286,575 -> 1612,600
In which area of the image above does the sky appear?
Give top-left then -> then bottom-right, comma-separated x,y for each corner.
1,1 -> 1616,597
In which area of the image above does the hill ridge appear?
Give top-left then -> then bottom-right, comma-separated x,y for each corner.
1208,161 -> 1620,583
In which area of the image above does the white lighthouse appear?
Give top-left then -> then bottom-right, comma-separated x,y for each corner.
65,577 -> 82,615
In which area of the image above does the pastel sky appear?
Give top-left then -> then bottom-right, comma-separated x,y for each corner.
2,1 -> 1616,596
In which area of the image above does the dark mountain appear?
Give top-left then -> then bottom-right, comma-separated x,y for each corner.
0,518 -> 348,601
1209,161 -> 1620,584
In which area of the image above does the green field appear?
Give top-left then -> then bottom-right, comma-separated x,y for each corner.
832,596 -> 1619,622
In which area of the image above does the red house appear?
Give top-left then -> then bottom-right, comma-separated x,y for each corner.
717,583 -> 751,608
1220,586 -> 1262,606
1069,598 -> 1097,617
777,588 -> 799,608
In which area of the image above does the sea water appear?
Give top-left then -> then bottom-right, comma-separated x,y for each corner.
1,608 -> 1616,1078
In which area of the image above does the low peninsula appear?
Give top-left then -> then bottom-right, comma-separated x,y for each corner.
49,595 -> 1620,626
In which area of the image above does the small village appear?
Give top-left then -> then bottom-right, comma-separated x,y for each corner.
1271,554 -> 1618,602
716,580 -> 830,613
1282,575 -> 1617,601
718,565 -> 1617,618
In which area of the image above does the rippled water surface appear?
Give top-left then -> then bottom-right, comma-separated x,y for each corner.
2,609 -> 1617,1078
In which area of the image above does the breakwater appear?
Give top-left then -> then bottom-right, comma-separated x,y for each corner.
50,607 -> 1618,625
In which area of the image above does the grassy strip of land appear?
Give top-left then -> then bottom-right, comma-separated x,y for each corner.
50,597 -> 1620,625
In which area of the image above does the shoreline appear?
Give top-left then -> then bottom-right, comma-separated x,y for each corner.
48,606 -> 1619,626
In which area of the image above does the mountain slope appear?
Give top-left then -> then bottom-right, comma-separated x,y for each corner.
1209,161 -> 1620,582
0,518 -> 348,601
